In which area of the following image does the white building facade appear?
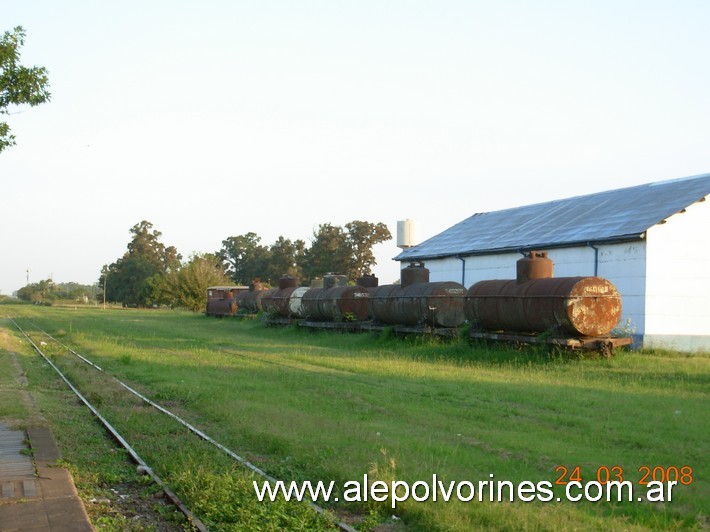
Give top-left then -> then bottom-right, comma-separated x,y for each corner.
396,174 -> 710,352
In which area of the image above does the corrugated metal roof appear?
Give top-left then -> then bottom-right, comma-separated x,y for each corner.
395,173 -> 710,261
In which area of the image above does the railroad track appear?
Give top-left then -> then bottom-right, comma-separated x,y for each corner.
8,317 -> 356,532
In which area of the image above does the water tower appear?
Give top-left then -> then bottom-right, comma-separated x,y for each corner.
396,219 -> 419,249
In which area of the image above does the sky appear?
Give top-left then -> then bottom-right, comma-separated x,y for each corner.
2,0 -> 709,296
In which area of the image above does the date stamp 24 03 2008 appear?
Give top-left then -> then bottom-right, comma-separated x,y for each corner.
554,465 -> 694,487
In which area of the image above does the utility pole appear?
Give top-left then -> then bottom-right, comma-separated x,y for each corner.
102,265 -> 107,310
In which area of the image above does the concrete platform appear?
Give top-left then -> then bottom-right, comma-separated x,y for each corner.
0,424 -> 93,531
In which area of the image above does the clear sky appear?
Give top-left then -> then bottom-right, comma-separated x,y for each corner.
2,0 -> 709,296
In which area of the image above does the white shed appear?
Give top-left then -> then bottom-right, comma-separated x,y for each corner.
395,173 -> 710,352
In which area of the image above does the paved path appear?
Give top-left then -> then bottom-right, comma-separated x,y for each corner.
0,423 -> 93,531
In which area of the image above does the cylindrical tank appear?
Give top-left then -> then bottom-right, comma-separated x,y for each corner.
261,286 -> 309,318
278,275 -> 299,290
397,219 -> 419,249
369,282 -> 466,327
301,286 -> 370,321
400,262 -> 430,287
261,287 -> 289,316
516,251 -> 553,283
465,276 -> 622,336
356,274 -> 379,288
236,283 -> 269,313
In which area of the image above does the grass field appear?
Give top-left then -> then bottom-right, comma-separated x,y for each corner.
1,304 -> 707,530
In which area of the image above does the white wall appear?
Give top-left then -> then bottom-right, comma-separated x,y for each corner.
644,197 -> 710,351
591,242 -> 648,337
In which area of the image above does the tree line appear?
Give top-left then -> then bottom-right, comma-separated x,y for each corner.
97,220 -> 391,311
15,280 -> 96,304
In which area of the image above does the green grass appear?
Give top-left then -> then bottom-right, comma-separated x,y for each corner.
2,307 -> 708,530
0,329 -> 31,422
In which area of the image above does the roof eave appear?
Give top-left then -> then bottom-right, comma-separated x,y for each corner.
393,233 -> 646,262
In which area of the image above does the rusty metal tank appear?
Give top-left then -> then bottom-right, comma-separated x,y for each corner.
369,263 -> 466,327
516,250 -> 553,282
356,274 -> 379,288
369,282 -> 466,327
400,262 -> 430,286
236,281 -> 269,313
301,285 -> 370,321
261,286 -> 309,318
260,275 -> 303,316
465,252 -> 622,336
278,275 -> 299,289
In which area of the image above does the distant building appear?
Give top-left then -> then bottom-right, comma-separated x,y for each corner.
395,173 -> 710,351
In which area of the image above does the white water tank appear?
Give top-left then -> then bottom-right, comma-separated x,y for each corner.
397,219 -> 419,249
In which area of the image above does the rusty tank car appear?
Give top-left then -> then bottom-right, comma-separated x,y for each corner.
464,251 -> 622,337
368,263 -> 466,328
235,281 -> 270,313
301,275 -> 370,321
261,275 -> 310,318
205,286 -> 248,317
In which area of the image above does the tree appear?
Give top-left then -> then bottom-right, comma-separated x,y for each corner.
218,232 -> 271,285
302,223 -> 351,282
163,253 -> 231,311
1,26 -> 51,153
103,221 -> 181,307
264,236 -> 306,285
302,221 -> 392,283
344,220 -> 392,279
16,279 -> 53,303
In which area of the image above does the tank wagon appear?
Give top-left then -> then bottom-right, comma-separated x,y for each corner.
301,283 -> 370,321
465,251 -> 622,336
261,275 -> 309,318
205,286 -> 248,317
235,281 -> 269,313
369,263 -> 466,328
